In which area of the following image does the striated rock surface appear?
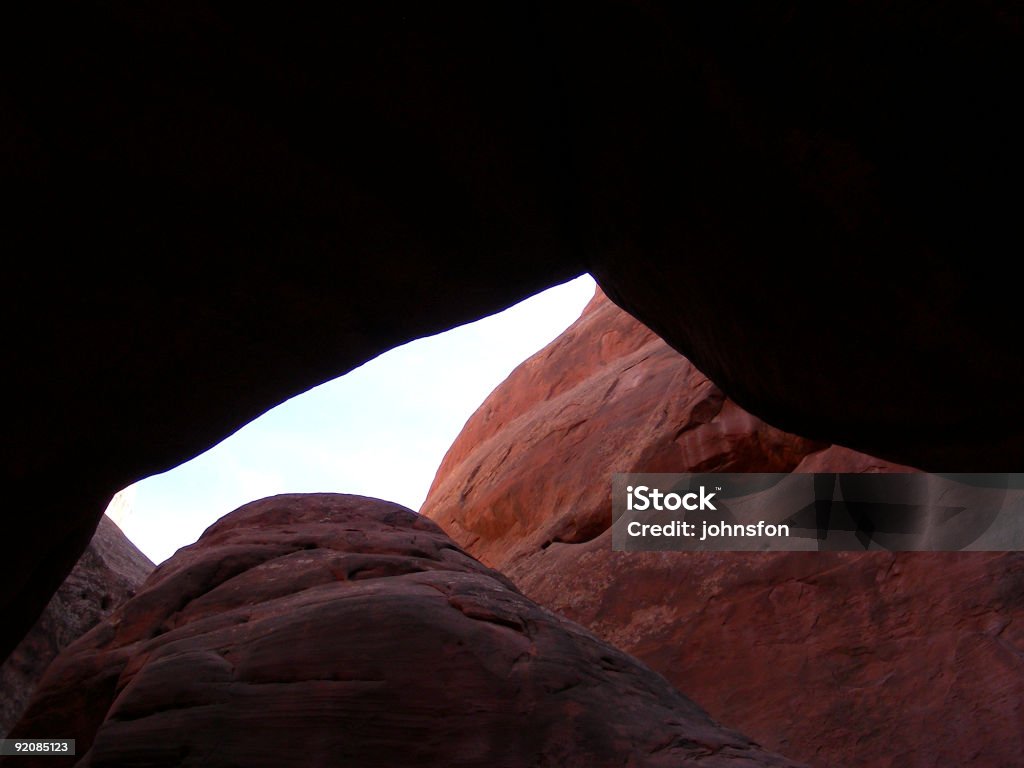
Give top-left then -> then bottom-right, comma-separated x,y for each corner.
422,290 -> 1024,767
424,289 -> 913,569
6,494 -> 803,768
0,516 -> 152,739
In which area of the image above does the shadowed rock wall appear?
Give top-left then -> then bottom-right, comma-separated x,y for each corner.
0,517 -> 152,739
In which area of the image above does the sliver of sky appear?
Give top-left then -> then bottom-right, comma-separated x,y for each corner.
113,274 -> 597,563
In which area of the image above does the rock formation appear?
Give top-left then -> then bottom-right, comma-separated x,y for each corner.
5,494 -> 803,768
422,289 -> 1024,767
424,289 -> 914,568
0,516 -> 153,739
3,2 -> 1022,663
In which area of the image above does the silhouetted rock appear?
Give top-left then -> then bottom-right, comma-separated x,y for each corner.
6,494 -> 802,768
0,516 -> 152,739
423,290 -> 1023,767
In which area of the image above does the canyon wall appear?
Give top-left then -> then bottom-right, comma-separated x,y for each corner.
422,290 -> 1024,767
4,2 -> 1021,660
0,516 -> 152,739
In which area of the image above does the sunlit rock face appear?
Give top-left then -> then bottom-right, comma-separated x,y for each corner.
422,290 -> 1024,768
423,289 -> 915,569
102,487 -> 136,530
0,516 -> 152,739
5,494 -> 803,768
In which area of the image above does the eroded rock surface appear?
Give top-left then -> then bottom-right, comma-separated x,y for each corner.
0,516 -> 152,739
422,290 -> 1024,767
423,289 -> 913,568
6,494 -> 802,768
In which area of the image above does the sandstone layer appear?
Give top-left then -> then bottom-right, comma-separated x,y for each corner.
0,516 -> 153,739
4,2 -> 1022,662
6,494 -> 803,768
422,290 -> 1024,767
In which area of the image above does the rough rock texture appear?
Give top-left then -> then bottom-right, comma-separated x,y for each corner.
0,516 -> 153,739
3,1 -> 1022,664
424,289 -> 914,568
422,290 -> 1024,767
527,548 -> 1024,768
6,494 -> 803,768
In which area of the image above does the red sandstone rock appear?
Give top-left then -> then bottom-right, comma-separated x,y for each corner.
4,1 -> 1023,667
5,494 -> 802,768
424,289 -> 911,569
422,290 -> 1023,767
0,516 -> 152,739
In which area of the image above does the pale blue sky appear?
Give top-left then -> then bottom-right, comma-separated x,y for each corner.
113,274 -> 597,563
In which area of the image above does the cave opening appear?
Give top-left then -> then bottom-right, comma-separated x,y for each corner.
107,274 -> 597,564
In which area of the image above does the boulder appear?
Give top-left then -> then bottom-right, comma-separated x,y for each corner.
5,494 -> 802,768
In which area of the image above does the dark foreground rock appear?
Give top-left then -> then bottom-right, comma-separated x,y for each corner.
422,290 -> 1024,767
5,494 -> 802,768
0,516 -> 152,739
